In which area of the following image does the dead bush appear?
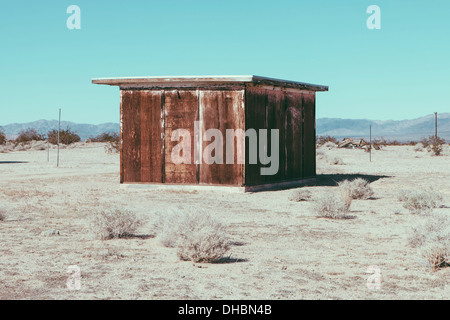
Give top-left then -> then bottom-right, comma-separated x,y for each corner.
89,132 -> 119,143
289,189 -> 312,202
0,209 -> 6,221
338,178 -> 374,200
48,127 -> 80,145
156,209 -> 230,263
313,191 -> 352,219
0,128 -> 6,145
421,136 -> 445,156
316,135 -> 339,146
330,157 -> 345,165
91,208 -> 144,240
409,213 -> 450,271
14,128 -> 45,145
398,188 -> 443,214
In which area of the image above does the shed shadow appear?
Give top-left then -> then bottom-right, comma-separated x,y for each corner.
0,161 -> 29,164
305,173 -> 392,187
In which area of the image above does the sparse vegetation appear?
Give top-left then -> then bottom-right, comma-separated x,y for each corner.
156,209 -> 230,263
47,127 -> 81,145
289,189 -> 312,202
14,128 -> 45,145
398,188 -> 443,214
0,209 -> 6,221
409,213 -> 450,271
89,132 -> 119,143
91,208 -> 144,240
313,192 -> 352,219
330,157 -> 345,165
338,178 -> 374,200
0,128 -> 6,145
421,136 -> 445,156
316,135 -> 339,146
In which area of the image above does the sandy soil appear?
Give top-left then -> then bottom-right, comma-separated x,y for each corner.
0,142 -> 449,300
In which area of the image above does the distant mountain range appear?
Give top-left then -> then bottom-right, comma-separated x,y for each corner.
317,113 -> 450,141
0,120 -> 119,141
1,113 -> 448,142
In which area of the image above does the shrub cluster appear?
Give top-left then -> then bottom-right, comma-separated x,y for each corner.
14,128 -> 45,145
47,128 -> 80,145
91,208 -> 144,240
398,188 -> 443,214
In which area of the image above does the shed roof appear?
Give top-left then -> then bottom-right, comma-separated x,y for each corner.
92,75 -> 328,92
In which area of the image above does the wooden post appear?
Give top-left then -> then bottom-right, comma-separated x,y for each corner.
369,125 -> 372,162
57,108 -> 61,167
435,112 -> 437,138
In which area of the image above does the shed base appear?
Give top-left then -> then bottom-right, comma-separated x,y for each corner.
119,178 -> 316,193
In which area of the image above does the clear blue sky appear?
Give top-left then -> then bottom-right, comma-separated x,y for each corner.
0,0 -> 449,125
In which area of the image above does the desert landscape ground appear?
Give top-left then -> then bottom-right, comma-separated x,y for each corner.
0,141 -> 449,300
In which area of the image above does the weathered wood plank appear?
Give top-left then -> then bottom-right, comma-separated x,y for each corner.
285,92 -> 303,180
140,90 -> 164,182
121,90 -> 141,183
302,92 -> 316,178
164,90 -> 199,184
199,90 -> 245,186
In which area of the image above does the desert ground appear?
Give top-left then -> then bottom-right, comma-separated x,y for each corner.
0,141 -> 449,300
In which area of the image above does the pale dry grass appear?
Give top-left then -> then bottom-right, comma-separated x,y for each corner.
338,178 -> 374,200
91,208 -> 145,240
398,188 -> 443,214
409,213 -> 450,271
156,209 -> 230,263
313,191 -> 352,219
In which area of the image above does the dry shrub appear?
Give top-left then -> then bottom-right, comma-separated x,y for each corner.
89,132 -> 119,143
0,128 -> 6,145
409,213 -> 450,271
316,135 -> 339,146
414,143 -> 424,152
289,189 -> 312,202
48,128 -> 80,145
91,208 -> 144,240
338,178 -> 374,200
14,128 -> 45,145
421,136 -> 445,156
398,188 -> 443,214
0,209 -> 6,221
313,191 -> 352,219
105,140 -> 120,154
156,209 -> 230,263
330,157 -> 345,165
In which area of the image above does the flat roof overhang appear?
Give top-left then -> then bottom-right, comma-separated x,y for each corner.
92,75 -> 329,92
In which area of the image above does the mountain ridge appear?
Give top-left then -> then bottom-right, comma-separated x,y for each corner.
1,113 -> 449,142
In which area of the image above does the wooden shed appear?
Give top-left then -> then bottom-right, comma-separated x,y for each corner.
92,75 -> 328,191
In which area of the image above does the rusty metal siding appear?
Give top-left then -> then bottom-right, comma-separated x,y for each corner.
164,90 -> 199,184
199,90 -> 245,186
302,92 -> 316,178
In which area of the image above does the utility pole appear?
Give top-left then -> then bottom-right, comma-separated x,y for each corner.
57,108 -> 61,167
369,125 -> 372,162
435,112 -> 437,138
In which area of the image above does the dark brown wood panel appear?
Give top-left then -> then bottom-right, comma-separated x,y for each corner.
164,90 -> 199,184
302,92 -> 316,178
121,90 -> 142,183
244,87 -> 267,186
285,92 -> 303,180
264,89 -> 286,184
199,90 -> 245,186
140,90 -> 164,182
